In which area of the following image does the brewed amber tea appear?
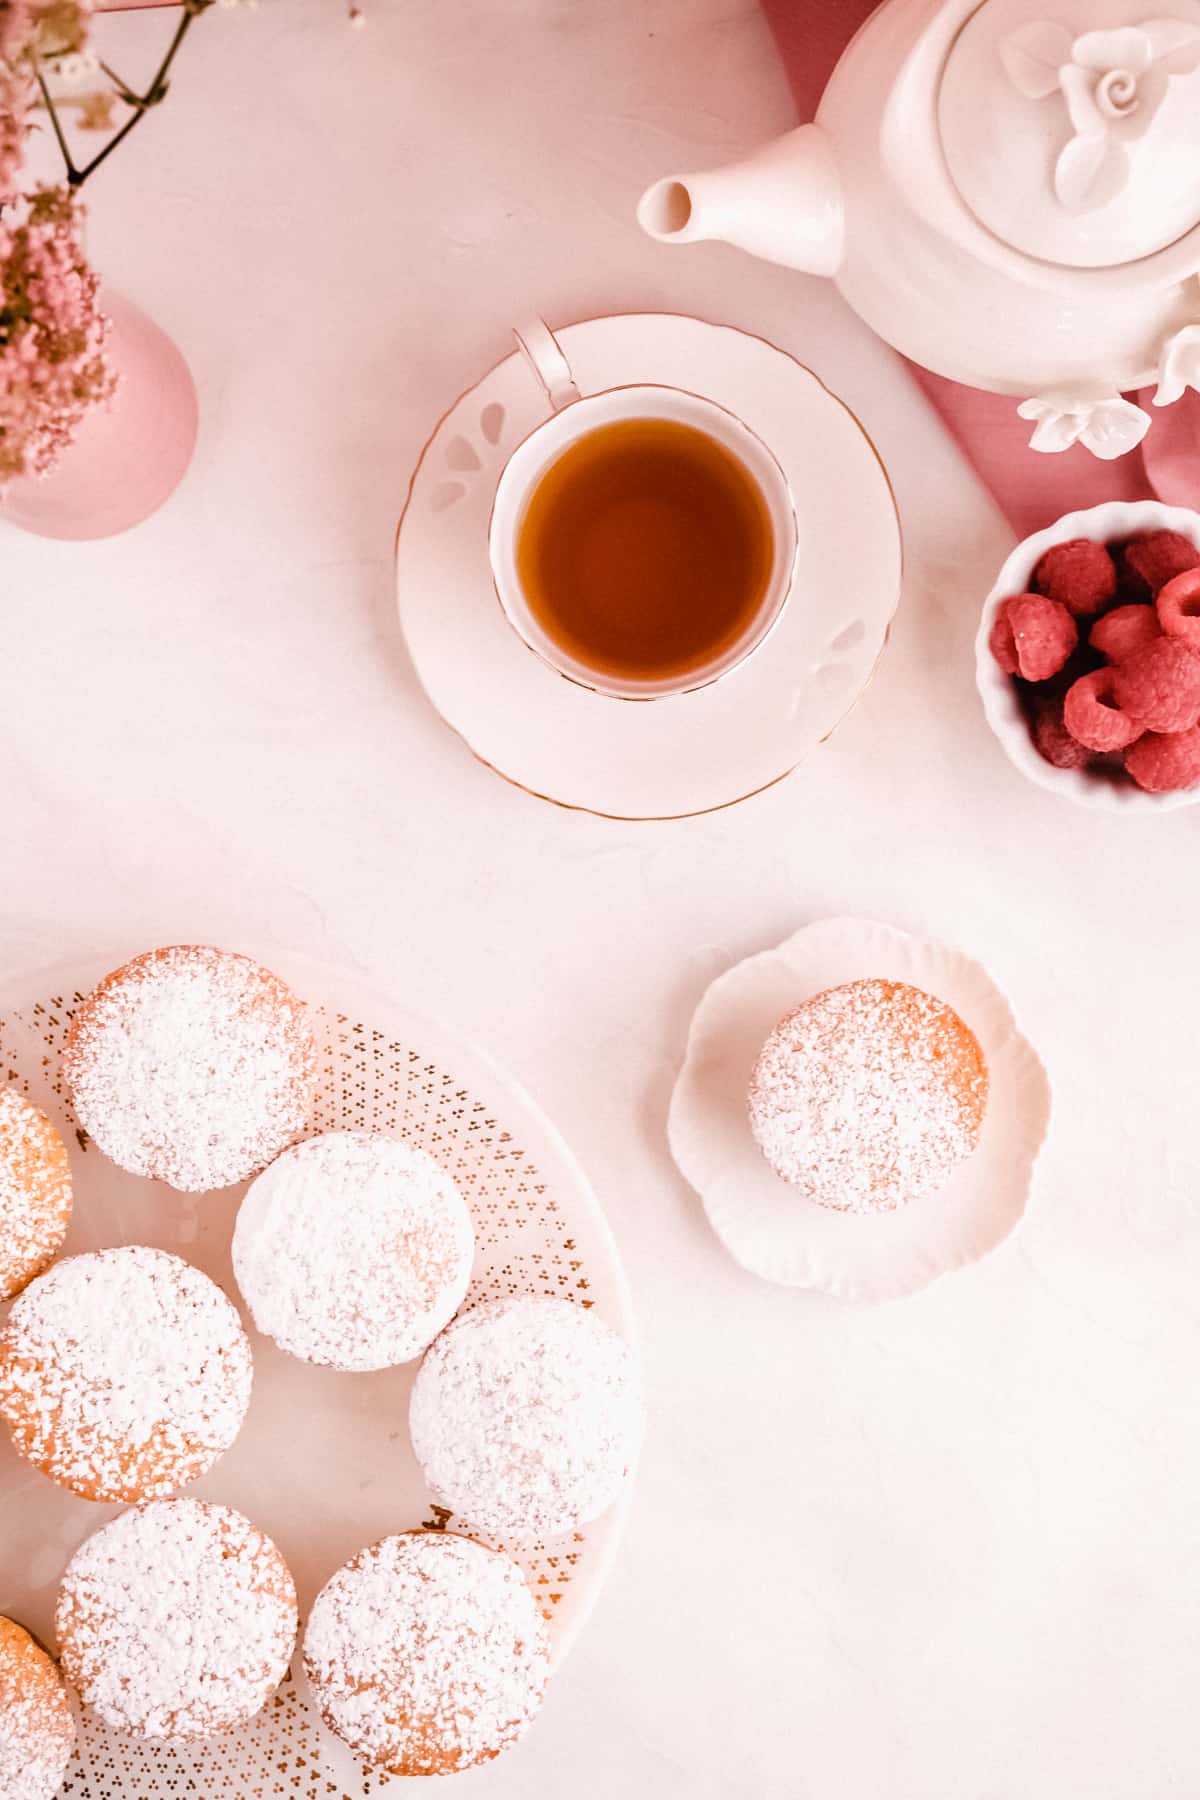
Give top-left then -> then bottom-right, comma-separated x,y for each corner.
514,417 -> 776,687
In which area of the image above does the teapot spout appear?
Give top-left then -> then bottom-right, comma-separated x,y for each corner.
637,125 -> 843,277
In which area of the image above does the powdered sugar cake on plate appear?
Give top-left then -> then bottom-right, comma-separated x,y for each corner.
304,1532 -> 550,1776
233,1132 -> 475,1372
0,951 -> 637,1800
0,1246 -> 252,1503
409,1296 -> 643,1544
0,1088 -> 72,1301
57,1500 -> 297,1741
670,918 -> 1051,1302
0,1616 -> 76,1800
64,946 -> 319,1194
747,979 -> 989,1214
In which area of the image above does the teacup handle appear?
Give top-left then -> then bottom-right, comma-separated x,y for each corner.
513,318 -> 581,414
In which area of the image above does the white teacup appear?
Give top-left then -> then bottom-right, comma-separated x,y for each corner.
489,318 -> 799,701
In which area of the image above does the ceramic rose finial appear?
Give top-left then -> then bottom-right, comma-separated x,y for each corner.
1001,18 -> 1200,211
1017,392 -> 1152,459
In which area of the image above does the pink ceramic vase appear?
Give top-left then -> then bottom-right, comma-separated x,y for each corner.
0,291 -> 199,540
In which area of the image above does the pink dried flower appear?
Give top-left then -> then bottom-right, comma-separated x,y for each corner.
1,0 -> 93,199
3,0 -> 92,61
76,84 -> 113,131
0,1 -> 37,61
1,8 -> 36,203
0,184 -> 116,483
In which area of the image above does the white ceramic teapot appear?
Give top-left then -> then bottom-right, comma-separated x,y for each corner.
637,0 -> 1200,460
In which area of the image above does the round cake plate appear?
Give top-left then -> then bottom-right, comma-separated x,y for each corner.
669,918 -> 1053,1302
0,950 -> 636,1798
395,313 -> 903,820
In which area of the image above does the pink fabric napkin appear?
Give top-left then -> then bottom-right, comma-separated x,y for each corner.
759,0 -> 1199,536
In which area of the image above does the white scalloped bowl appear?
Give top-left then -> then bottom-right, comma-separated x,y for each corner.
975,499 -> 1200,813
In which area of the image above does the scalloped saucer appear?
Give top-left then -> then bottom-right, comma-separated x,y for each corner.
668,918 -> 1052,1302
395,314 -> 902,819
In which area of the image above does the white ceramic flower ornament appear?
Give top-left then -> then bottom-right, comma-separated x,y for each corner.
1002,19 -> 1200,212
1155,321 -> 1200,407
1017,391 -> 1152,460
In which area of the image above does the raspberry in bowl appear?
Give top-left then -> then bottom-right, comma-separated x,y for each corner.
975,502 -> 1200,812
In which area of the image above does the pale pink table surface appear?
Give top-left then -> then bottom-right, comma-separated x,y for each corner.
3,3 -> 1198,1796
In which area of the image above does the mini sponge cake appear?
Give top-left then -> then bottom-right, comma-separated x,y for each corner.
304,1532 -> 549,1776
0,1087 -> 72,1301
748,978 -> 989,1212
0,1616 -> 76,1800
63,945 -> 318,1192
56,1500 -> 297,1741
0,1246 -> 253,1503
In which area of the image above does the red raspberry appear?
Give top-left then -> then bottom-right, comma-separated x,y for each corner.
1156,568 -> 1200,648
989,594 -> 1078,681
1030,696 -> 1092,771
1033,539 -> 1117,616
1125,724 -> 1200,794
988,611 -> 1019,676
1089,603 -> 1161,663
1062,668 -> 1143,752
1112,638 -> 1200,732
1118,530 -> 1200,600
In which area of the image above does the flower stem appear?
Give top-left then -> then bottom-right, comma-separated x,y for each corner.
34,66 -> 80,183
41,0 -> 215,191
96,60 -> 147,110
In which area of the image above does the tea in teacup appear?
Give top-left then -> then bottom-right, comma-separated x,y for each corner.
514,417 -> 775,693
490,372 -> 797,700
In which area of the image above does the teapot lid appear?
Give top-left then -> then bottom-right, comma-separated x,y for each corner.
937,0 -> 1200,268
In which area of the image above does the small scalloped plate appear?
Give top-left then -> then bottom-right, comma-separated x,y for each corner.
668,918 -> 1052,1302
395,314 -> 901,819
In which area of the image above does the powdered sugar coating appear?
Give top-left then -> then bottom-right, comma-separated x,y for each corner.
0,1086 -> 72,1301
747,979 -> 989,1214
0,1247 -> 253,1502
233,1132 -> 474,1372
64,946 -> 318,1193
409,1296 -> 642,1544
303,1532 -> 548,1776
56,1500 -> 297,1741
0,1617 -> 76,1800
